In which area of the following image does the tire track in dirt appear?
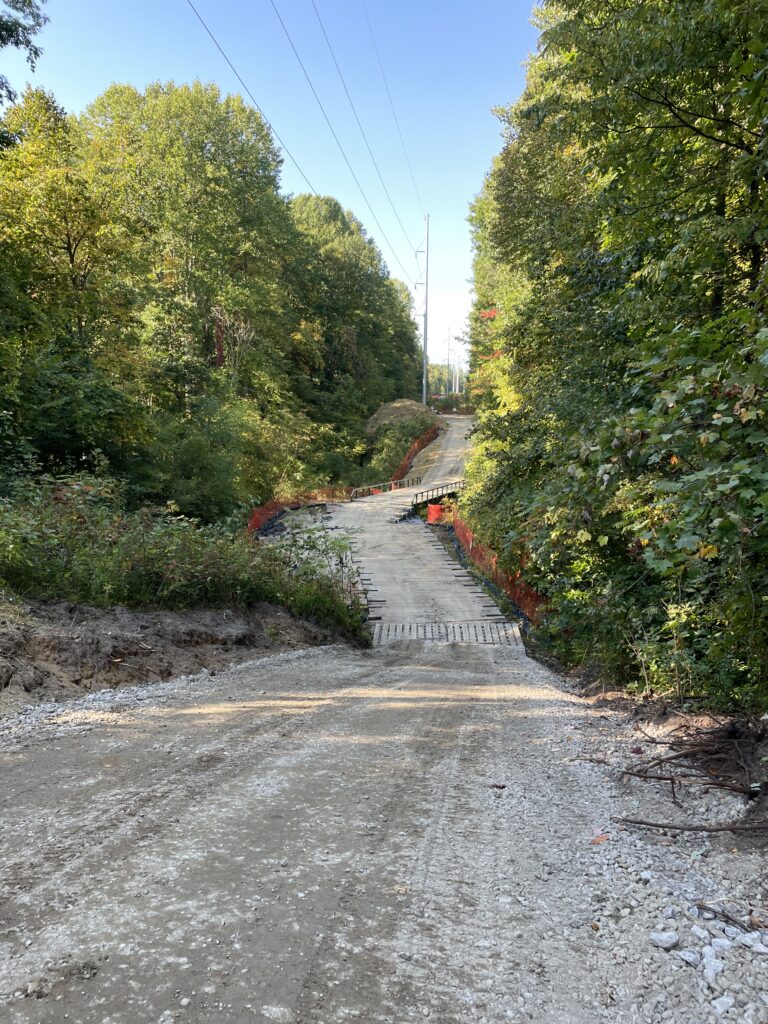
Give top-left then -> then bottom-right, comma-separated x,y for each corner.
2,422 -> 766,1022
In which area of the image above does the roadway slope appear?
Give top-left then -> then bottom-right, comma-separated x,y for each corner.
331,417 -> 510,633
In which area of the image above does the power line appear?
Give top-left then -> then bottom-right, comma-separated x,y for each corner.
185,0 -> 417,286
310,0 -> 417,255
183,0 -> 317,195
268,0 -> 416,286
361,0 -> 425,216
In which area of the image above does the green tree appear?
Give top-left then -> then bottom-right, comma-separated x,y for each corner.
1,79 -> 421,519
0,0 -> 47,106
465,0 -> 768,709
290,194 -> 419,426
0,87 -> 140,466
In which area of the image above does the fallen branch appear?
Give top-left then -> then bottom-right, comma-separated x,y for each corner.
695,900 -> 750,932
614,816 -> 768,834
696,899 -> 768,932
643,746 -> 718,770
635,727 -> 674,745
621,769 -> 754,795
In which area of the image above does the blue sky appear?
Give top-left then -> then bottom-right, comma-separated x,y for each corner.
4,0 -> 538,367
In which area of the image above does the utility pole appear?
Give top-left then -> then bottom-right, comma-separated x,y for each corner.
421,213 -> 430,406
446,328 -> 451,395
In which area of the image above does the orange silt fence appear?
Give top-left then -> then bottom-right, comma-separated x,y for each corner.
391,424 -> 440,482
452,512 -> 546,623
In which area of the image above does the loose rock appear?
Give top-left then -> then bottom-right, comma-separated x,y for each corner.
711,994 -> 735,1016
650,931 -> 679,951
677,950 -> 700,967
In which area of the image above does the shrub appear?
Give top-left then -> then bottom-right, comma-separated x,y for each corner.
0,472 -> 365,636
367,413 -> 436,481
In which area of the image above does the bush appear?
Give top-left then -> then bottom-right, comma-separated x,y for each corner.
130,401 -> 333,522
367,413 -> 435,481
431,394 -> 473,415
506,318 -> 768,712
0,472 -> 365,636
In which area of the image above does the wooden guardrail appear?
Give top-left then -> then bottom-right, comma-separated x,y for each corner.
350,476 -> 421,500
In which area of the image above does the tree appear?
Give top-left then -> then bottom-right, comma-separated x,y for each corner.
1,78 -> 421,517
0,87 -> 140,466
0,0 -> 47,106
289,194 -> 419,430
465,0 -> 768,709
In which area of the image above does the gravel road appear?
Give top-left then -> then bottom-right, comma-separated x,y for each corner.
331,416 -> 505,627
1,418 -> 765,1023
2,643 -> 765,1023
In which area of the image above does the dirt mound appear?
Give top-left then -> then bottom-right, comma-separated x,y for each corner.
365,399 -> 442,436
0,600 -> 336,717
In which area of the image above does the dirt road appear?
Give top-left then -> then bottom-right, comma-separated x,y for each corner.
332,417 -> 511,632
1,421 -> 765,1023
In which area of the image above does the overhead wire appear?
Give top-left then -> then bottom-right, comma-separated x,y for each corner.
268,0 -> 416,286
183,0 -> 318,194
361,0 -> 425,216
184,0 -> 418,287
309,0 -> 417,255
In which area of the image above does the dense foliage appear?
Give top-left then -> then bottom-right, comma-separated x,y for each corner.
0,63 -> 420,629
0,82 -> 421,519
0,472 -> 364,634
466,0 -> 768,709
427,361 -> 470,411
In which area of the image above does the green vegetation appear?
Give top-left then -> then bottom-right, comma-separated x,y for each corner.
430,394 -> 473,416
358,399 -> 439,482
0,81 -> 421,520
466,0 -> 768,710
0,2 -> 47,109
0,18 -> 421,631
428,361 -> 467,402
367,410 -> 436,480
0,472 -> 364,635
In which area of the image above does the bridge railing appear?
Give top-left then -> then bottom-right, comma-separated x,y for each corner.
350,476 -> 421,500
411,480 -> 466,505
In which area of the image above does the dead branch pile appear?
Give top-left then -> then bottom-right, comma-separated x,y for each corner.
625,719 -> 766,800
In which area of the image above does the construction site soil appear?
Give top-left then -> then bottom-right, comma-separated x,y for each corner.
0,601 -> 336,719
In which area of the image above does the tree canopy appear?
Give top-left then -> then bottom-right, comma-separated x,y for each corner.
465,0 -> 768,709
0,80 -> 421,517
0,0 -> 47,106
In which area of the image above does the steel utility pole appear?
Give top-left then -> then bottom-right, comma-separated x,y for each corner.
421,213 -> 430,406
